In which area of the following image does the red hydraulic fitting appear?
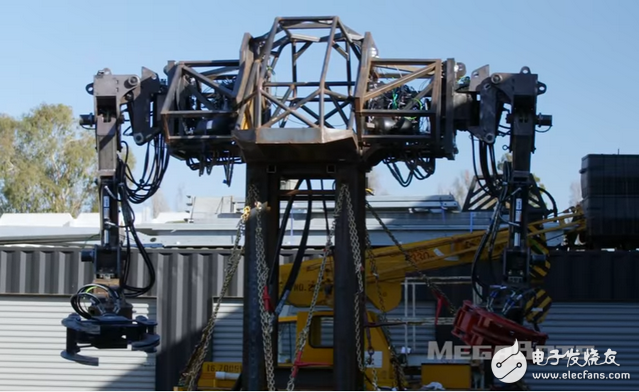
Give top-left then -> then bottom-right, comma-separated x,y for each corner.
452,300 -> 548,349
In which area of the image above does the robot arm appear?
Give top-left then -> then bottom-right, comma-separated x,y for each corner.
61,69 -> 165,365
467,66 -> 553,290
451,66 -> 556,349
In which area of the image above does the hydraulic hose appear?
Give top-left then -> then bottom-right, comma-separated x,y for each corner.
268,179 -> 303,286
538,187 -> 558,218
479,142 -> 499,197
274,179 -> 313,315
470,194 -> 505,302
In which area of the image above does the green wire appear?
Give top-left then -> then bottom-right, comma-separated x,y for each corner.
406,98 -> 423,120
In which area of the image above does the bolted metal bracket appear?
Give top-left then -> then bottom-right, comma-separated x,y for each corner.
81,67 -> 165,146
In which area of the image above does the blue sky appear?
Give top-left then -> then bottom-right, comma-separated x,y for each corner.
1,0 -> 637,213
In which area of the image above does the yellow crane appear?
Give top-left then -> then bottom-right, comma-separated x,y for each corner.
179,205 -> 585,390
280,206 -> 584,312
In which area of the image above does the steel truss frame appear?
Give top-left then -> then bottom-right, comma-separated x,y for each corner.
144,17 -> 466,167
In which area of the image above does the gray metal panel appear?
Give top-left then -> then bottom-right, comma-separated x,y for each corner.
524,303 -> 639,391
0,247 -> 245,298
150,250 -> 243,391
0,247 -> 90,295
211,299 -> 244,362
545,250 -> 639,302
0,247 -> 245,391
0,295 -> 156,391
0,246 -> 322,390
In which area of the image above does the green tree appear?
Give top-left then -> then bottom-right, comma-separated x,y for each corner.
0,104 -> 96,216
438,169 -> 473,205
0,103 -> 135,217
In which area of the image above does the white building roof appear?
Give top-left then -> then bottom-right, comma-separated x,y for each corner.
0,213 -> 76,227
153,212 -> 190,224
0,195 -> 570,249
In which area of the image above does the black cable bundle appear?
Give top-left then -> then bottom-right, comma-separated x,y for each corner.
121,134 -> 170,204
70,283 -> 122,319
115,133 -> 170,298
384,153 -> 434,188
119,188 -> 157,298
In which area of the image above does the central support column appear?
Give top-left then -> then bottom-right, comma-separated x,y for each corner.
243,164 -> 281,391
333,164 -> 367,391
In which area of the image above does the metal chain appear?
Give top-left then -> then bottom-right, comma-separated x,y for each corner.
365,230 -> 408,390
366,200 -> 457,315
364,236 -> 381,390
343,187 -> 366,379
286,184 -> 346,391
251,183 -> 277,391
181,206 -> 251,391
364,319 -> 379,391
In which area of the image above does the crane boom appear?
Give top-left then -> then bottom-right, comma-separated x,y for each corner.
280,207 -> 584,310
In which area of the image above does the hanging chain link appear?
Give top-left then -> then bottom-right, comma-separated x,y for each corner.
251,183 -> 277,391
364,321 -> 379,391
365,230 -> 408,390
286,184 -> 346,391
181,205 -> 251,391
365,200 -> 457,315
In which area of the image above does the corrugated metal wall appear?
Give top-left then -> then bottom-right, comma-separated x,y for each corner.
545,250 -> 639,302
0,295 -> 156,391
0,246 -> 323,391
524,303 -> 639,391
1,246 -> 639,390
0,246 -> 242,391
210,299 -> 244,363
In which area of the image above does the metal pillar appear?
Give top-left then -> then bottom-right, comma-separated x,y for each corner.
242,164 -> 280,391
243,202 -> 264,390
333,165 -> 367,391
94,114 -> 122,283
267,169 -> 281,374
